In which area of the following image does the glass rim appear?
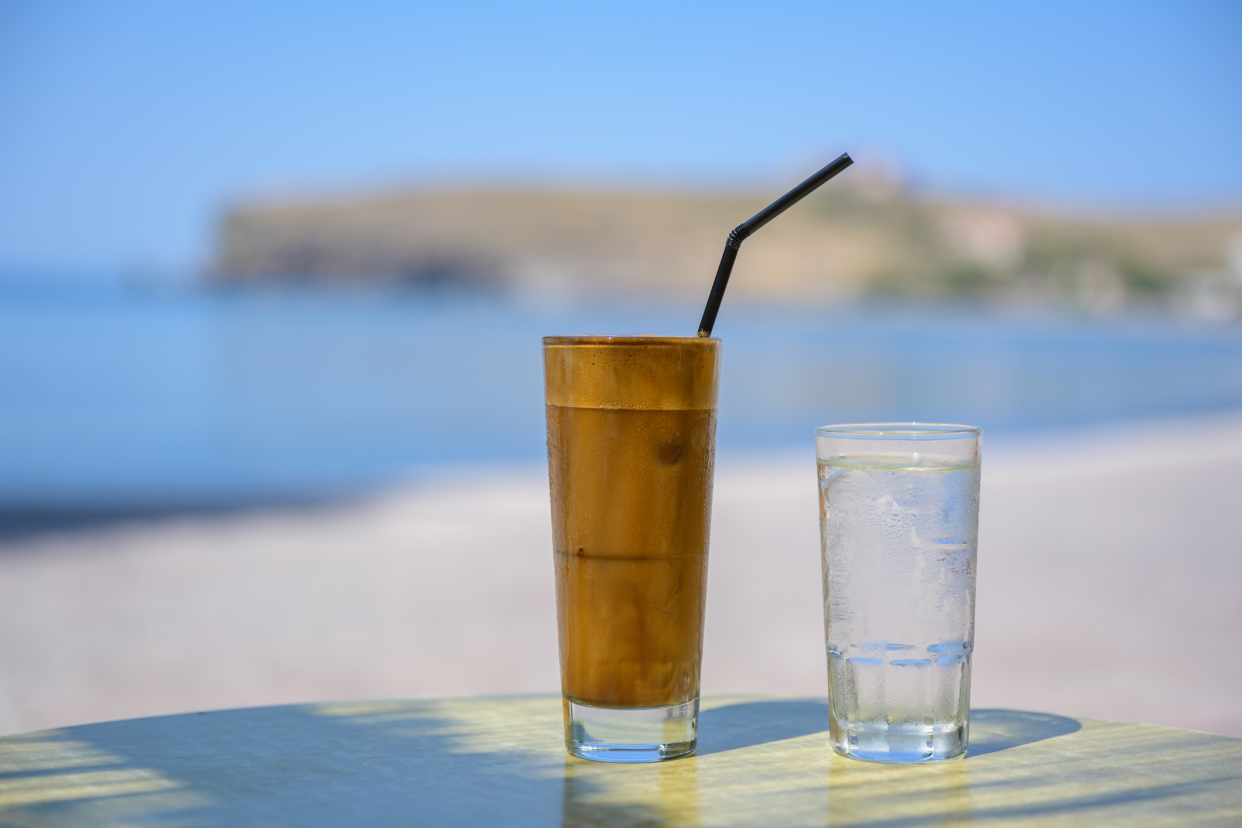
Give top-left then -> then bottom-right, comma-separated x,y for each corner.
542,335 -> 720,346
815,422 -> 982,439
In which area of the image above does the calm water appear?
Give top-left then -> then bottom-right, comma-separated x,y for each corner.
3,278 -> 1241,509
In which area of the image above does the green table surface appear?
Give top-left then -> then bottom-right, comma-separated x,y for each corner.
1,695 -> 1239,826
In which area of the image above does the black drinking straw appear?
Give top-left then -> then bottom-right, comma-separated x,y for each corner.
697,152 -> 853,337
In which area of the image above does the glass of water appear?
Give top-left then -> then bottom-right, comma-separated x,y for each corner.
815,423 -> 981,763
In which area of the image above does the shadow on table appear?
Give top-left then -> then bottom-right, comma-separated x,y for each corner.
696,702 -> 1082,757
0,701 -> 575,826
968,709 -> 1082,756
697,700 -> 831,755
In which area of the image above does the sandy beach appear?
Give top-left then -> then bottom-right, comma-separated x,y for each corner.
1,413 -> 1239,739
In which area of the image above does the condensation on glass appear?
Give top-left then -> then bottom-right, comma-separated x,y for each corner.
816,423 -> 982,763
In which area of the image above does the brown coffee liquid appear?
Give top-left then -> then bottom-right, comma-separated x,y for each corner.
544,337 -> 719,709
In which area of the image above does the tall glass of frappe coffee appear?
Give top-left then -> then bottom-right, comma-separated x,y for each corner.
543,335 -> 720,763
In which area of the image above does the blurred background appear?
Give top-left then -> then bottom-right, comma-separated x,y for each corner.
1,1 -> 1240,739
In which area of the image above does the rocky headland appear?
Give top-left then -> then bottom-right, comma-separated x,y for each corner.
213,182 -> 1242,313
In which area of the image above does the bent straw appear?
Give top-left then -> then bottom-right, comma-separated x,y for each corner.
697,152 -> 853,337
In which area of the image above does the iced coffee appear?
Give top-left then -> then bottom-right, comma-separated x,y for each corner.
543,335 -> 720,762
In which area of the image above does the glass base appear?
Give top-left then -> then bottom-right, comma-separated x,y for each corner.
563,697 -> 698,763
829,720 -> 967,763
827,647 -> 972,763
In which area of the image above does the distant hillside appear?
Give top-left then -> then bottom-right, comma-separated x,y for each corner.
213,184 -> 1242,314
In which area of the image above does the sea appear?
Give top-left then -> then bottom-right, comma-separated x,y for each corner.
3,276 -> 1241,514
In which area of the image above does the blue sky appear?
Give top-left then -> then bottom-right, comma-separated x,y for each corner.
1,0 -> 1239,271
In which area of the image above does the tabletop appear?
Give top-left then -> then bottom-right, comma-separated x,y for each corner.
0,694 -> 1239,826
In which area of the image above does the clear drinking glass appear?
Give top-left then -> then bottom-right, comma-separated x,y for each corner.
544,335 -> 720,763
816,423 -> 982,763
